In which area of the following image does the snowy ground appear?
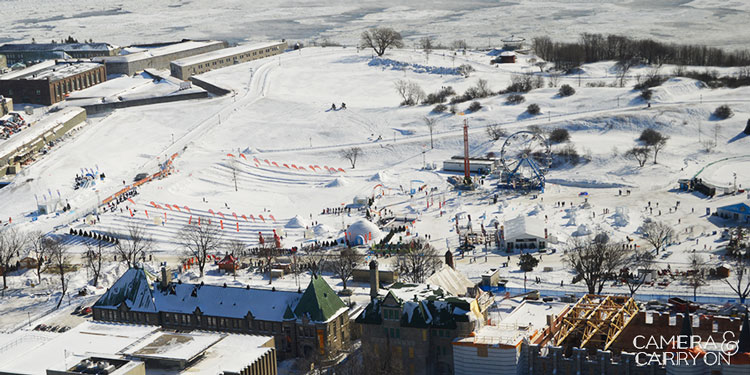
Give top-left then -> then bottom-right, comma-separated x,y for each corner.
0,1 -> 749,50
1,46 -> 749,332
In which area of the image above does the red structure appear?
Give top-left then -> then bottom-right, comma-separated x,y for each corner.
217,253 -> 239,272
463,119 -> 470,181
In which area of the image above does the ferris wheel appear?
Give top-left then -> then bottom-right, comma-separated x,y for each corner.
500,131 -> 551,191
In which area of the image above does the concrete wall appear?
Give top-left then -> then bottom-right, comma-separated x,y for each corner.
189,76 -> 231,96
0,96 -> 12,116
81,91 -> 208,115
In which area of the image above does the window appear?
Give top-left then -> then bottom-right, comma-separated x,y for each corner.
409,347 -> 414,358
35,89 -> 40,96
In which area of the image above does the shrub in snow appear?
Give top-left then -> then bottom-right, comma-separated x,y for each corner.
552,143 -> 580,166
449,104 -> 458,114
432,104 -> 447,113
527,103 -> 541,115
558,84 -> 576,97
634,75 -> 668,90
713,105 -> 733,119
468,101 -> 482,112
638,128 -> 665,146
549,128 -> 570,144
640,88 -> 653,101
506,94 -> 525,105
423,86 -> 456,104
457,64 -> 475,77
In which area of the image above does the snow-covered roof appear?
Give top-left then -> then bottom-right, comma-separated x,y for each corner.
0,43 -> 118,53
0,107 -> 86,161
0,61 -> 103,81
503,215 -> 546,242
97,41 -> 225,63
171,41 -> 284,67
94,269 -> 347,323
425,265 -> 475,297
122,330 -> 225,361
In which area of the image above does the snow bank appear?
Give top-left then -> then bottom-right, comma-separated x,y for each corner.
285,215 -> 308,229
368,58 -> 461,75
313,224 -> 333,236
326,177 -> 348,187
369,171 -> 391,182
573,224 -> 592,237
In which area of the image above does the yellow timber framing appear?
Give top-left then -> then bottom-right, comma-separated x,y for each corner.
552,294 -> 639,351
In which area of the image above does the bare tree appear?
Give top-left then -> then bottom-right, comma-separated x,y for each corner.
179,223 -> 223,278
115,223 -> 152,267
340,147 -> 362,169
258,245 -> 279,284
548,70 -> 562,87
451,40 -> 468,50
615,57 -> 639,87
723,258 -> 750,304
27,231 -> 50,284
686,253 -> 708,301
534,61 -> 547,72
563,234 -> 630,294
47,237 -> 70,309
394,80 -> 425,106
360,28 -> 404,57
641,221 -> 674,255
486,123 -> 507,141
624,249 -> 655,297
626,146 -> 650,167
396,242 -> 442,283
418,36 -> 433,63
652,137 -> 668,164
423,116 -> 438,149
0,228 -> 27,289
84,237 -> 107,287
332,248 -> 364,291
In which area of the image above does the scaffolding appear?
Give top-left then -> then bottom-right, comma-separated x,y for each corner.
552,294 -> 639,351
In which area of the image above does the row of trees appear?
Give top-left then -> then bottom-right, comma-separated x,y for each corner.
533,33 -> 750,71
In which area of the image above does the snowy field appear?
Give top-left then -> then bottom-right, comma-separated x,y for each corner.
1,44 -> 750,333
0,1 -> 749,50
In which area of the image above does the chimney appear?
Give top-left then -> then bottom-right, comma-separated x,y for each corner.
369,260 -> 379,299
445,250 -> 454,270
160,267 -> 169,289
544,228 -> 548,239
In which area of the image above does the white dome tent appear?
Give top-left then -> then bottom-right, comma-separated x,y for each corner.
345,219 -> 384,246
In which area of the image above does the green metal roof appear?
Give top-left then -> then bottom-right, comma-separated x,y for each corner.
293,275 -> 346,322
93,268 -> 158,312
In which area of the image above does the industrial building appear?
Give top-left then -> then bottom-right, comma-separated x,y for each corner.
0,43 -> 120,65
0,321 -> 278,375
96,40 -> 227,76
170,41 -> 287,80
92,268 -> 351,362
0,106 -> 86,176
0,60 -> 106,105
443,155 -> 498,174
716,202 -> 750,224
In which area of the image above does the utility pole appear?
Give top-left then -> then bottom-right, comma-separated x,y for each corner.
463,119 -> 470,183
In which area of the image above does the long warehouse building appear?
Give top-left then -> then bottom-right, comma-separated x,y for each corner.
95,40 -> 227,76
169,41 -> 287,80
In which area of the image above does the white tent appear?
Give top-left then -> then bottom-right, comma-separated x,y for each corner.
345,219 -> 383,245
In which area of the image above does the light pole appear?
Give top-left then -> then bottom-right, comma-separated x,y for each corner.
171,133 -> 174,145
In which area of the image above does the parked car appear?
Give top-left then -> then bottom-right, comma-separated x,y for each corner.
82,306 -> 93,315
59,326 -> 70,333
73,305 -> 85,315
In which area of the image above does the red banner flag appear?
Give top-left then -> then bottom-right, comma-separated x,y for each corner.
269,214 -> 276,222
128,198 -> 135,204
259,215 -> 265,222
150,201 -> 159,208
249,214 -> 256,222
283,163 -> 290,169
174,205 -> 181,212
236,222 -> 239,232
184,205 -> 191,213
189,215 -> 193,224
218,212 -> 225,219
264,159 -> 271,165
208,218 -> 212,225
291,164 -> 298,169
209,209 -> 215,216
145,210 -> 149,218
272,161 -> 279,167
165,204 -> 172,210
338,168 -> 346,173
227,153 -> 235,158
129,208 -> 133,217
240,154 -> 247,160
299,166 -> 306,171
198,217 -> 201,226
220,220 -> 224,230
241,214 -> 248,221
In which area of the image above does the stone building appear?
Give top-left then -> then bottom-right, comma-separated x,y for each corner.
355,261 -> 491,375
0,60 -> 106,105
92,268 -> 351,362
169,41 -> 287,80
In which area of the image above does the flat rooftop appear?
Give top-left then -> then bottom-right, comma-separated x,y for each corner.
99,40 -> 225,63
121,330 -> 225,362
0,107 -> 86,159
0,60 -> 102,81
171,41 -> 283,67
459,299 -> 569,346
